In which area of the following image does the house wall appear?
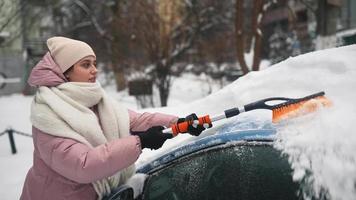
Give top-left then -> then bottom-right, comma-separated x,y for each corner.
340,0 -> 356,29
0,53 -> 25,95
0,0 -> 26,96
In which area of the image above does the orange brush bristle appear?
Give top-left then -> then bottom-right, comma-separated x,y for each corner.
272,96 -> 332,123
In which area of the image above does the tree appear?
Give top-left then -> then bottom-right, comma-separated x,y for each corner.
268,25 -> 296,64
0,0 -> 46,49
235,0 -> 274,74
112,0 -> 225,106
44,0 -> 121,88
0,0 -> 22,47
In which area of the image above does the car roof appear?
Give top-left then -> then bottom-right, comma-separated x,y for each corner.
136,128 -> 276,174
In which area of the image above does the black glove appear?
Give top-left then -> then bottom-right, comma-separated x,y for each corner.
178,113 -> 211,136
136,126 -> 173,150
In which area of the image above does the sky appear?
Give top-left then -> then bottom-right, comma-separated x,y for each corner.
1,44 -> 356,199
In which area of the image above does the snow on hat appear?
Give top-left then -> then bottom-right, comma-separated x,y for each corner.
46,36 -> 96,73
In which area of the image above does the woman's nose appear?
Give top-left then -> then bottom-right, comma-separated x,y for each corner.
91,66 -> 98,74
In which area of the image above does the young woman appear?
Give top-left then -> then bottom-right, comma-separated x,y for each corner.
20,36 -> 206,200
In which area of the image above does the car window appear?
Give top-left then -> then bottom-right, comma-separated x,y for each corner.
142,143 -> 299,200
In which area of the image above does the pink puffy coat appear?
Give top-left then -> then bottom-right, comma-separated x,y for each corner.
20,52 -> 178,200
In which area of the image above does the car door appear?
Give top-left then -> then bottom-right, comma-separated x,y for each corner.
140,141 -> 300,200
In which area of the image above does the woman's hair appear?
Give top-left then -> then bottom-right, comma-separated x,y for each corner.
63,66 -> 74,79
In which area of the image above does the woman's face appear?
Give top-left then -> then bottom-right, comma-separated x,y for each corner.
65,56 -> 97,82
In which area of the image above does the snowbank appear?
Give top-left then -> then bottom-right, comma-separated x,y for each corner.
139,45 -> 356,200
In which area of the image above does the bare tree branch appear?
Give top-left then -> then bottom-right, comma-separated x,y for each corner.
0,7 -> 42,48
72,0 -> 112,40
0,0 -> 27,33
299,0 -> 317,14
110,0 -> 229,105
235,0 -> 249,74
0,1 -> 5,9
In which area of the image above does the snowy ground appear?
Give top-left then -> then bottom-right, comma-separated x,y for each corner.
1,45 -> 356,200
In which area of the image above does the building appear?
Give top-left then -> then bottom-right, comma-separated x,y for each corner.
262,0 -> 356,63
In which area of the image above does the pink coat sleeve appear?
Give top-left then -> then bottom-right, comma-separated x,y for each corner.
33,111 -> 177,184
34,127 -> 141,184
128,109 -> 179,132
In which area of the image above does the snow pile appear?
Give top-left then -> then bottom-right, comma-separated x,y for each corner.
270,46 -> 356,200
139,45 -> 356,200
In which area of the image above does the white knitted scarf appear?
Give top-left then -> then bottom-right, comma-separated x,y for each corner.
31,82 -> 135,200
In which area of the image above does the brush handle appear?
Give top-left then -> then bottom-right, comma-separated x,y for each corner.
162,91 -> 326,135
244,91 -> 325,111
164,115 -> 212,136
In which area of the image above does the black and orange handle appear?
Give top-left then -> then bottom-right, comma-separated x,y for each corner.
170,115 -> 212,136
162,91 -> 329,136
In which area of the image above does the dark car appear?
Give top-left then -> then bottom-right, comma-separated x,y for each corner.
106,127 -> 300,200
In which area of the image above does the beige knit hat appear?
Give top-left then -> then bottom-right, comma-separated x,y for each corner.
46,36 -> 96,73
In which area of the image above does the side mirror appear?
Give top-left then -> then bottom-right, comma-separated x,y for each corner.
105,185 -> 134,200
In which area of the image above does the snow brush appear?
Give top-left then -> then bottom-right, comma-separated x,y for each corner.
163,91 -> 332,136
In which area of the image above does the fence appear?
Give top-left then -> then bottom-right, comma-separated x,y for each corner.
0,53 -> 25,96
0,128 -> 32,154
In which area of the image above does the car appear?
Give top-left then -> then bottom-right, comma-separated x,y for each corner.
105,126 -> 300,200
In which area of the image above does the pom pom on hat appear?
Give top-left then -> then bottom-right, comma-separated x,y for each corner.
46,36 -> 96,73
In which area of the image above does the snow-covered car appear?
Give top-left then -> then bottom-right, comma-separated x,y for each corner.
105,127 -> 300,200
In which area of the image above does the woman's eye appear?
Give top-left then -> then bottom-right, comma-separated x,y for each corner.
82,63 -> 90,68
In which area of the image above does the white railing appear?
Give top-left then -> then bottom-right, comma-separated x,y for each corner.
0,72 -> 21,89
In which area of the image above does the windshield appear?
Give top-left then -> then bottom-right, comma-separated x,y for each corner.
142,143 -> 299,200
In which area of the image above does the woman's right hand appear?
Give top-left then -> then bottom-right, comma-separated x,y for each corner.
136,126 -> 173,150
178,113 -> 211,136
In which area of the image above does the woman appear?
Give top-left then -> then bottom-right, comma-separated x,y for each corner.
20,36 -> 205,200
